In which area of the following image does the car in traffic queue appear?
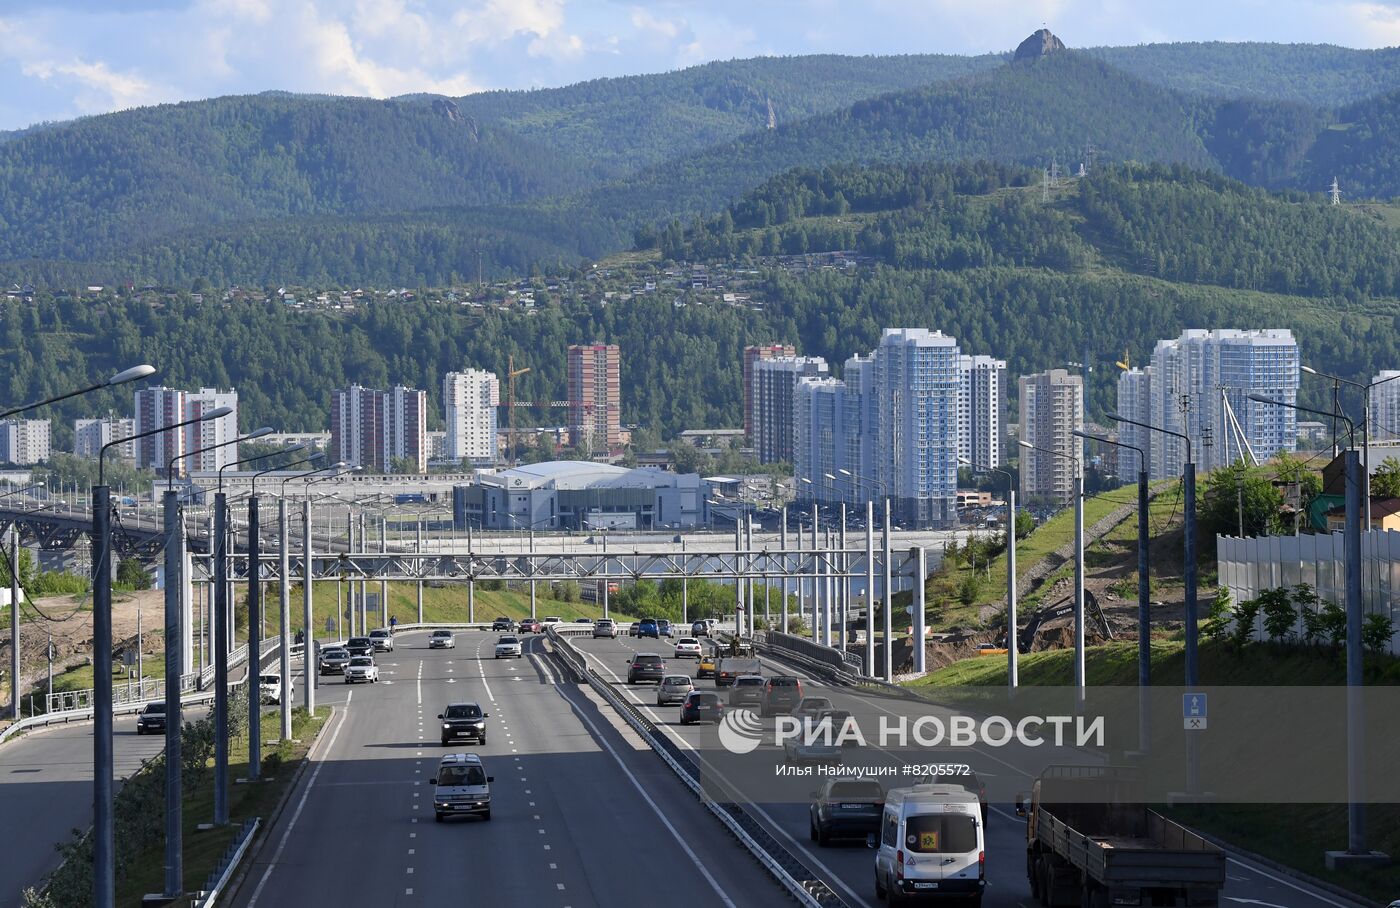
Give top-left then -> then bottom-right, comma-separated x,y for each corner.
679,691 -> 724,725
491,617 -> 513,631
625,652 -> 666,684
369,628 -> 395,652
760,676 -> 804,717
495,635 -> 523,659
729,674 -> 766,708
697,652 -> 718,680
873,784 -> 986,905
432,753 -> 493,822
259,673 -> 293,704
593,618 -> 618,639
344,655 -> 380,684
809,778 -> 885,846
791,696 -> 835,724
673,637 -> 702,659
691,619 -> 709,637
345,636 -> 374,657
541,616 -> 563,628
516,618 -> 542,634
656,675 -> 694,706
632,617 -> 660,639
439,701 -> 489,746
657,619 -> 673,638
428,630 -> 456,649
135,701 -> 166,735
318,646 -> 351,675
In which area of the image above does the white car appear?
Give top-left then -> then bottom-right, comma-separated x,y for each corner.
495,635 -> 523,659
428,630 -> 456,649
344,655 -> 380,684
541,616 -> 562,628
259,674 -> 293,703
673,637 -> 702,659
369,628 -> 395,652
593,619 -> 617,639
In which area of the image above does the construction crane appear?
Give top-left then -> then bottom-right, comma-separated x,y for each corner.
1115,349 -> 1131,372
507,355 -> 530,467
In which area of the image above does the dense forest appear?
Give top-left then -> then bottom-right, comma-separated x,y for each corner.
9,40 -> 1400,286
5,163 -> 1399,443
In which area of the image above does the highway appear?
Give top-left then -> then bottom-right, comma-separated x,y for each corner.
566,633 -> 1374,908
227,629 -> 787,907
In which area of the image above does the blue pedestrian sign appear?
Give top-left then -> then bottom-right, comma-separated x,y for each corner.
1183,692 -> 1207,730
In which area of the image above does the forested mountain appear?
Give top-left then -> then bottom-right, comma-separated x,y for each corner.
0,93 -> 592,264
11,37 -> 1400,286
1088,42 -> 1400,106
7,163 -> 1400,441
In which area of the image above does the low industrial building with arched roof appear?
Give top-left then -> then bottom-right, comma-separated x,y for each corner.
451,460 -> 707,530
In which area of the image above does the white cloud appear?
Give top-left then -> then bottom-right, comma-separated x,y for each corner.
1342,2 -> 1400,46
631,7 -> 680,39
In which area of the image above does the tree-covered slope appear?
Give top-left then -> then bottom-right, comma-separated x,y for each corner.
0,93 -> 593,263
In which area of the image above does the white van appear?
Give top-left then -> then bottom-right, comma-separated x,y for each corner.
873,783 -> 985,905
431,753 -> 493,822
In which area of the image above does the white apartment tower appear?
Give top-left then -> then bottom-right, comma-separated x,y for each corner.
794,377 -> 846,499
871,329 -> 961,528
1019,369 -> 1084,504
957,355 -> 1005,469
1115,367 -> 1152,476
1369,370 -> 1400,442
444,368 -> 500,464
0,419 -> 50,465
133,386 -> 239,476
75,417 -> 137,460
1146,329 -> 1299,480
752,356 -> 829,464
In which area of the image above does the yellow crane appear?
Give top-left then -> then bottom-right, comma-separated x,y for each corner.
507,354 -> 530,467
1115,349 -> 1131,372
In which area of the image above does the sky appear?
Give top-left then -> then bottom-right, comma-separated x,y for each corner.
1,0 -> 1399,131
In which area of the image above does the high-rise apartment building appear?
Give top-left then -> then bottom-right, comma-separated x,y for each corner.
794,378 -> 846,498
1019,369 -> 1084,504
566,344 -> 622,456
1369,370 -> 1400,442
1146,329 -> 1299,480
871,329 -> 961,528
743,344 -> 796,440
0,419 -> 50,465
753,356 -> 829,464
957,355 -> 1006,469
444,368 -> 500,464
1115,367 -> 1152,476
843,354 -> 876,500
331,384 -> 427,473
75,417 -> 137,460
133,386 -> 239,476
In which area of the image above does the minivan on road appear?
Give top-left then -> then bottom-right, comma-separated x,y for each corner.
873,784 -> 985,905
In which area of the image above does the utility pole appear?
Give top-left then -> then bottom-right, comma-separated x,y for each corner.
246,495 -> 261,781
162,490 -> 184,898
213,492 -> 229,825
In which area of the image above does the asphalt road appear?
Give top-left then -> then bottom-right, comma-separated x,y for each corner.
0,707 -> 208,908
569,633 -> 1375,908
227,628 -> 788,908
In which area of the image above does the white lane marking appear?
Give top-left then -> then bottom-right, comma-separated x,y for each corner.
558,666 -> 738,908
1225,859 -> 1359,908
246,705 -> 351,907
580,641 -> 864,907
407,867 -> 414,874
406,888 -> 413,895
417,659 -> 423,705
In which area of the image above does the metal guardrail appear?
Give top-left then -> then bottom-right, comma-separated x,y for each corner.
45,671 -> 200,714
546,624 -> 844,908
189,817 -> 260,907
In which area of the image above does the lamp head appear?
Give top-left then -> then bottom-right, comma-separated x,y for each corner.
1017,440 -> 1033,450
1301,365 -> 1318,376
957,457 -> 971,465
106,364 -> 156,386
1105,412 -> 1126,423
245,426 -> 275,440
200,405 -> 234,421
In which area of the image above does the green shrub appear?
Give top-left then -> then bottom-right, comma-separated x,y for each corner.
1230,596 -> 1262,649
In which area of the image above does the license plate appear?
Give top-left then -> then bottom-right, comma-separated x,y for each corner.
913,882 -> 938,890
839,803 -> 866,809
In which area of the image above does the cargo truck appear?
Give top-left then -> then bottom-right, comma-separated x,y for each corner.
715,656 -> 762,687
1017,765 -> 1225,907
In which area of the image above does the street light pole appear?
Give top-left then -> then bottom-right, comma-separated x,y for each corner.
1019,439 -> 1085,709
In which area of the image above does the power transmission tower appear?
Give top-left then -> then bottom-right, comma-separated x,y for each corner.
1330,176 -> 1342,205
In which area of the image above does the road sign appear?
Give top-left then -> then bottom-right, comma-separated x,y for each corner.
1183,692 -> 1207,730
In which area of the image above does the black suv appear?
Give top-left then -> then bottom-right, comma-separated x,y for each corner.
626,653 -> 666,684
439,702 -> 489,746
809,778 -> 885,845
491,617 -> 512,631
135,701 -> 166,735
760,676 -> 803,717
345,636 -> 374,657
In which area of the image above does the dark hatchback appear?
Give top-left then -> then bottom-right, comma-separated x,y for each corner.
439,702 -> 489,746
345,636 -> 374,657
136,701 -> 166,735
809,778 -> 885,845
491,617 -> 512,631
679,691 -> 724,725
760,676 -> 803,717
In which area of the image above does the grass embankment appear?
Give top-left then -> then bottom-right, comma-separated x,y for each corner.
115,705 -> 330,907
911,640 -> 1400,903
901,483 -> 1182,632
